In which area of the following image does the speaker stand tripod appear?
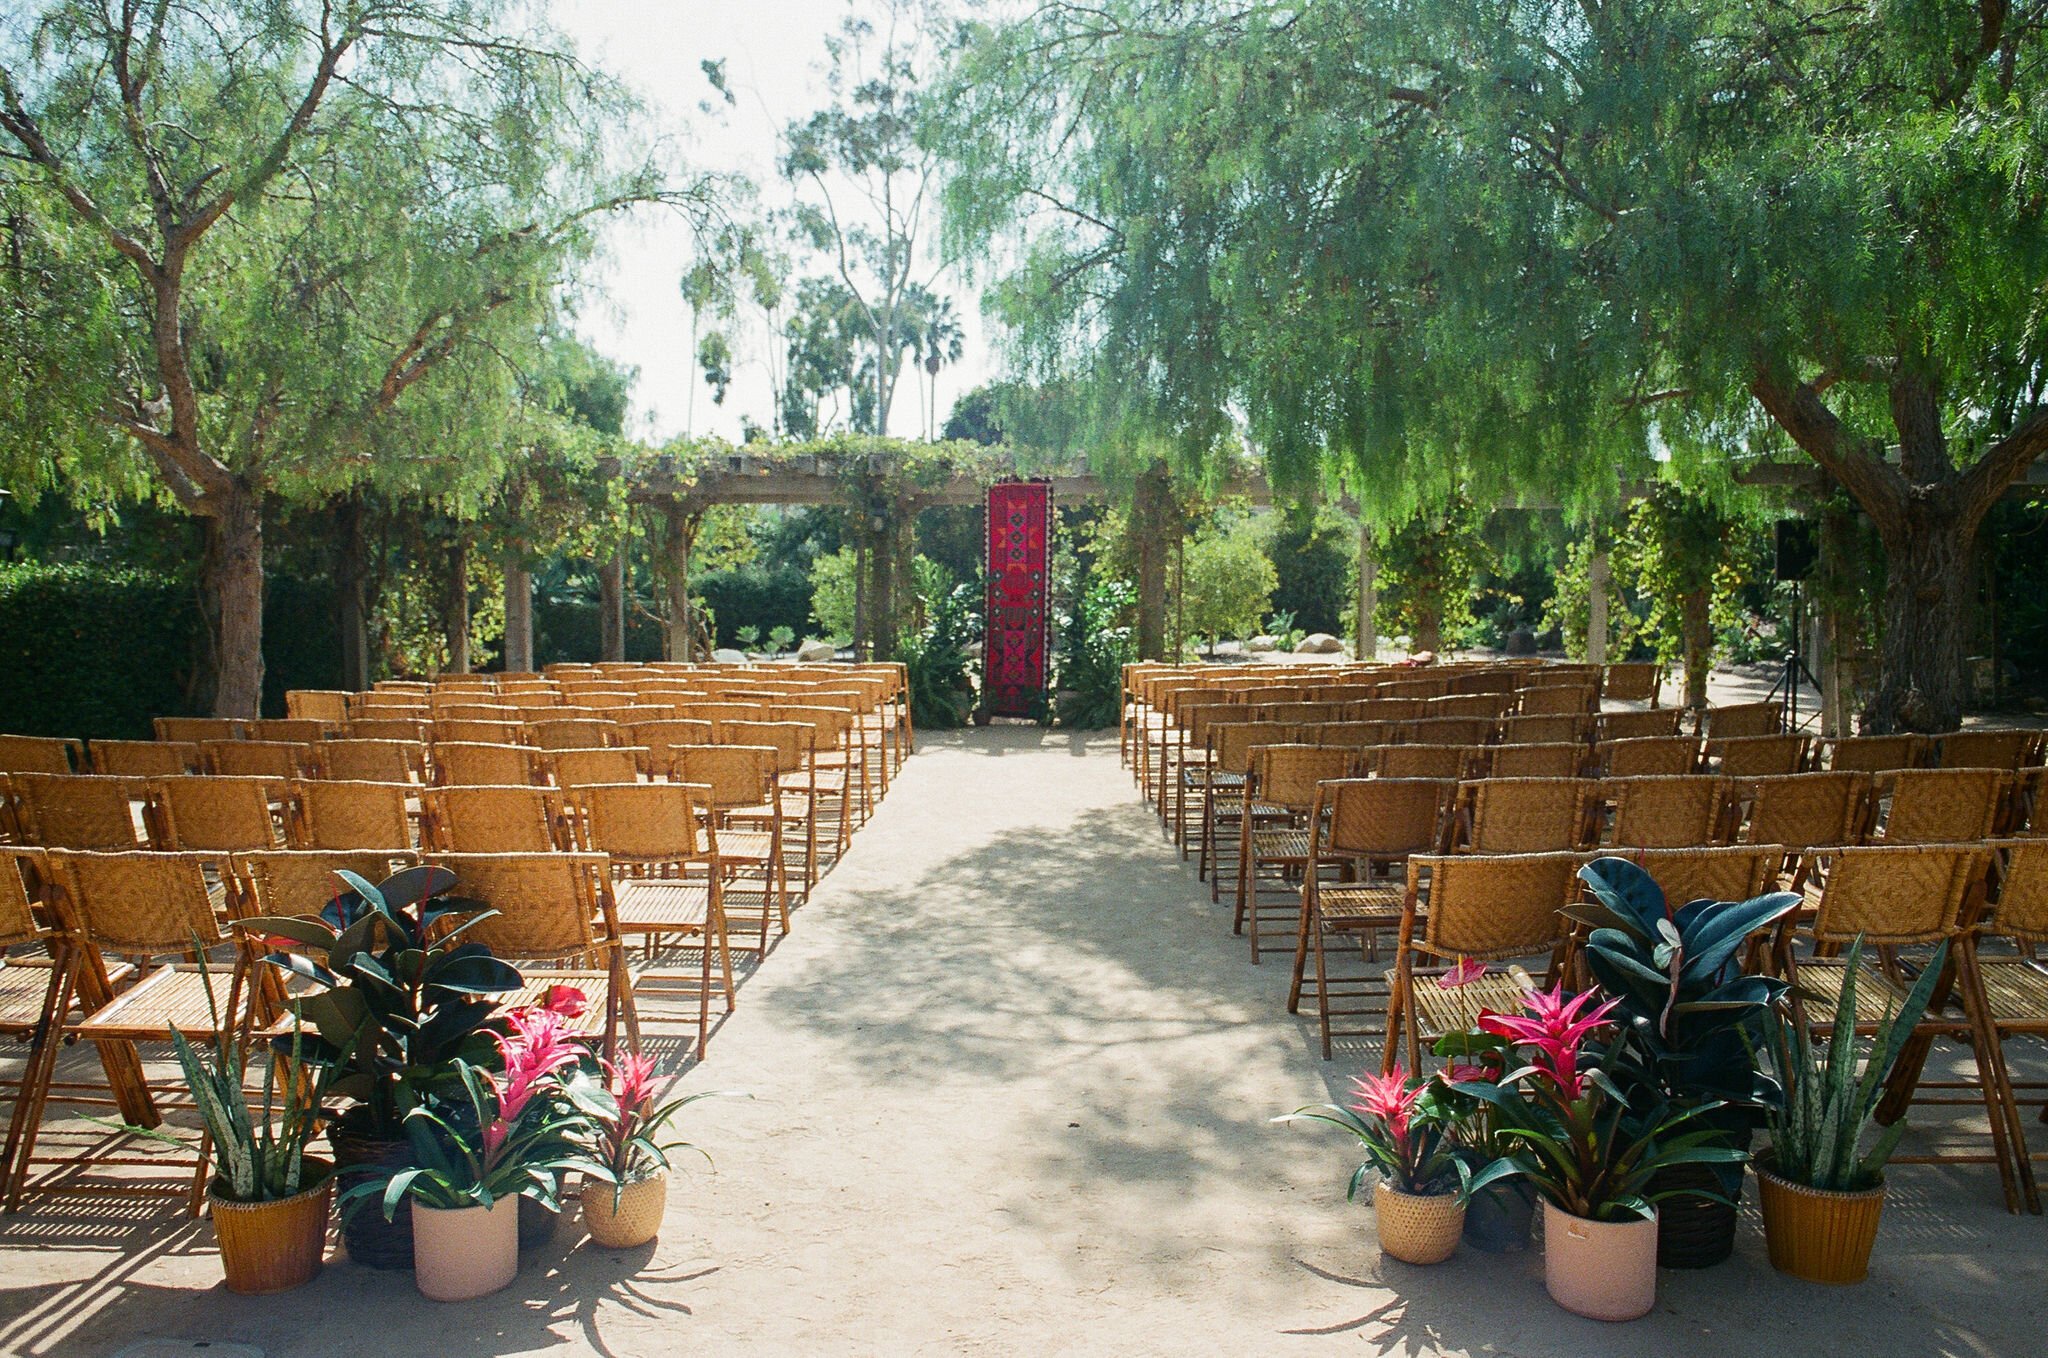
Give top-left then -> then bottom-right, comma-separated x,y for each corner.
1766,580 -> 1825,731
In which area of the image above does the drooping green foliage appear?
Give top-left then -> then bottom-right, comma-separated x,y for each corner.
935,0 -> 2048,729
1179,517 -> 1278,653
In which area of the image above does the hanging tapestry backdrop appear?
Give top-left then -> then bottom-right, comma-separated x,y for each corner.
984,481 -> 1052,718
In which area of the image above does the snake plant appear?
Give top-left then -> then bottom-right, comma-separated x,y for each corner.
1762,935 -> 1949,1192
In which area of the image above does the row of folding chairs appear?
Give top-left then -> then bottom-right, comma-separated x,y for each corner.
0,840 -> 727,1213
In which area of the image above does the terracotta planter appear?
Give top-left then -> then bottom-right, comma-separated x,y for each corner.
1755,1159 -> 1886,1285
1541,1200 -> 1658,1321
208,1159 -> 334,1295
328,1118 -> 413,1270
1372,1181 -> 1464,1265
581,1169 -> 669,1249
1462,1179 -> 1535,1253
413,1195 -> 520,1301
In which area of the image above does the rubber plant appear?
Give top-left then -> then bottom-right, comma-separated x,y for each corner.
244,865 -> 521,1139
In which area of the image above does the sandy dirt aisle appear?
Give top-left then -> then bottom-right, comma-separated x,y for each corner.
4,727 -> 2044,1357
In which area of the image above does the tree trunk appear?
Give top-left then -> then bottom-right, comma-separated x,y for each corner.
502,558 -> 533,674
1132,461 -> 1172,661
1412,603 -> 1444,654
662,503 -> 700,662
1680,587 -> 1712,712
1865,497 -> 1973,733
334,495 -> 371,692
1585,547 -> 1611,665
598,549 -> 626,662
202,485 -> 267,719
442,537 -> 471,675
1355,523 -> 1378,662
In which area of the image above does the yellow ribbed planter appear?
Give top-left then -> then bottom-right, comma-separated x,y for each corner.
1756,1162 -> 1886,1285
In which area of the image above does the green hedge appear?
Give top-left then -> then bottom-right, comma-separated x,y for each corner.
692,562 -> 813,647
531,598 -> 665,665
0,562 -> 202,739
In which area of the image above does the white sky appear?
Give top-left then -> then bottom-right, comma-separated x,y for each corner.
554,0 -> 997,445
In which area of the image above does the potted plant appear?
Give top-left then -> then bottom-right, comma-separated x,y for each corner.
1453,983 -> 1747,1321
1429,962 -> 1537,1253
1575,857 -> 1800,1266
247,865 -> 522,1269
1756,936 -> 1948,1284
581,1052 -> 741,1249
340,1005 -> 609,1300
1276,1067 -> 1470,1264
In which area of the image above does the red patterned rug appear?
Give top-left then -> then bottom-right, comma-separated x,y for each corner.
985,481 -> 1052,717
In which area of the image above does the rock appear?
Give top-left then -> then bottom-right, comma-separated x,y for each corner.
795,639 -> 837,663
1535,626 -> 1564,652
1247,635 -> 1278,653
712,648 -> 748,664
1505,626 -> 1538,657
1294,632 -> 1344,654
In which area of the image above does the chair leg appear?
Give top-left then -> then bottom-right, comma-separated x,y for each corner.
1314,925 -> 1334,1062
1287,888 -> 1314,1014
2,950 -> 74,1212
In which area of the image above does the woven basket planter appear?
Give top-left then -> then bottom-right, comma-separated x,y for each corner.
1542,1200 -> 1658,1321
1372,1181 -> 1464,1265
1755,1159 -> 1886,1285
582,1170 -> 669,1249
1651,1161 -> 1739,1269
208,1159 -> 333,1295
328,1119 -> 413,1270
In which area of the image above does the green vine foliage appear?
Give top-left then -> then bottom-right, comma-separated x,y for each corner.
1374,499 -> 1497,651
1616,487 -> 1751,707
1055,576 -> 1135,729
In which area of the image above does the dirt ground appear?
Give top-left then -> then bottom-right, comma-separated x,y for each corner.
2,717 -> 2045,1357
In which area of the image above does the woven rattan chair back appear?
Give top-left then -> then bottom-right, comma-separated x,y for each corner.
1602,663 -> 1663,704
547,747 -> 645,790
1208,722 -> 1293,777
47,850 -> 221,952
90,740 -> 201,779
290,780 -> 413,851
423,785 -> 562,853
249,719 -> 331,744
1459,778 -> 1592,853
719,721 -> 812,775
1310,721 -> 1391,749
434,719 -> 525,746
1740,772 -> 1873,851
315,739 -> 425,784
770,704 -> 855,750
1249,745 -> 1357,813
433,704 -> 519,723
153,776 -> 284,851
1807,844 -> 1986,944
1880,768 -> 2010,844
1428,695 -> 1512,722
1401,717 -> 1494,748
1497,714 -> 1588,746
234,849 -> 415,918
1323,779 -> 1451,858
1516,685 -> 1597,717
1708,734 -> 1811,777
1988,840 -> 2048,943
1486,743 -> 1586,780
0,736 -> 81,775
0,848 -> 43,946
345,717 -> 432,743
1825,735 -> 1930,774
1599,736 -> 1701,777
1377,744 -> 1472,780
203,740 -> 311,780
1598,708 -> 1685,741
577,783 -> 707,862
430,853 -> 607,962
283,691 -> 351,724
1703,702 -> 1783,740
1587,845 -> 1781,906
672,745 -> 777,812
12,774 -> 141,849
1414,851 -> 1581,960
526,719 -> 620,752
432,742 -> 538,787
1937,729 -> 2040,771
153,717 -> 245,743
1603,775 -> 1730,849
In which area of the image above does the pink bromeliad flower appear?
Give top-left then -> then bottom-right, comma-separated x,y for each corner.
1478,983 -> 1621,1098
1436,1060 -> 1495,1086
541,984 -> 589,1019
1348,1068 -> 1423,1142
480,1006 -> 585,1162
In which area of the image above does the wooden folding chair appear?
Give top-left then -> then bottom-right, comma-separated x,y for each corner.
314,739 -> 427,784
1958,839 -> 2048,1213
11,774 -> 147,850
1452,778 -> 1595,853
1376,744 -> 1472,781
421,784 -> 567,853
0,736 -> 83,775
1237,745 -> 1359,961
153,717 -> 245,743
547,746 -> 646,790
1288,779 -> 1453,1058
89,740 -> 202,785
1602,662 -> 1664,705
574,783 -> 734,1053
432,741 -> 542,787
150,776 -> 287,852
1702,702 -> 1782,740
1381,852 -> 1581,1074
1736,772 -> 1873,888
1597,708 -> 1685,741
288,780 -> 415,851
0,848 -> 88,1201
12,851 -> 263,1212
672,746 -> 790,950
1825,734 -> 1931,775
721,721 -> 823,893
1596,735 -> 1701,777
1600,775 -> 1731,849
1483,742 -> 1587,780
1706,733 -> 1811,777
1877,768 -> 2011,844
431,852 -> 638,1056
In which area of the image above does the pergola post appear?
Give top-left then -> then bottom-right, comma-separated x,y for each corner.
1355,521 -> 1378,662
502,558 -> 533,673
598,545 -> 626,662
661,500 -> 703,663
1586,546 -> 1611,665
443,535 -> 471,674
1132,460 -> 1173,661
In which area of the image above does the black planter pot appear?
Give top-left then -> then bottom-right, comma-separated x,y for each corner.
1652,1160 -> 1740,1269
518,1187 -> 560,1250
328,1115 -> 414,1271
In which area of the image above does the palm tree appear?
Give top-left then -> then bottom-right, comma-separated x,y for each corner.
908,291 -> 965,440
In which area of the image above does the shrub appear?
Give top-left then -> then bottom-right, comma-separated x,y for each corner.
1180,521 -> 1278,653
809,546 -> 857,643
1055,576 -> 1134,729
692,562 -> 813,647
0,561 -> 200,737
